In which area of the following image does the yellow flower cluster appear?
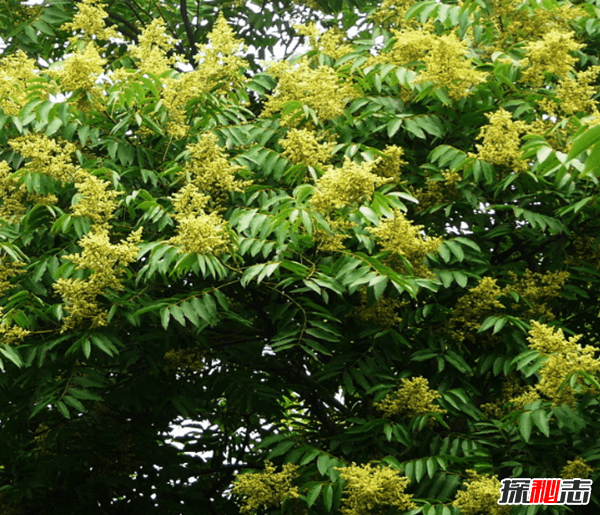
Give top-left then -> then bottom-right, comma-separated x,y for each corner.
453,470 -> 511,515
417,170 -> 461,209
168,183 -> 230,255
505,269 -> 569,320
182,133 -> 251,203
0,321 -> 30,346
0,50 -> 38,116
232,461 -> 299,513
355,288 -> 405,326
372,27 -> 432,67
371,145 -> 406,182
194,14 -> 249,90
449,277 -> 505,343
336,463 -> 417,515
50,43 -> 106,93
520,31 -> 583,86
415,33 -> 488,100
481,377 -> 539,419
294,23 -> 354,60
9,134 -> 85,184
72,174 -> 121,225
0,160 -> 60,220
369,210 -> 442,278
314,227 -> 351,252
370,0 -> 416,28
489,0 -> 585,53
0,307 -> 30,346
561,457 -> 594,479
163,348 -> 205,373
0,161 -> 27,220
129,18 -> 180,77
527,321 -> 600,405
375,377 -> 446,418
474,108 -> 528,171
54,227 -> 142,330
0,257 -> 23,298
60,0 -> 119,42
162,15 -> 249,137
310,157 -> 391,212
262,60 -> 358,125
280,128 -> 335,166
553,66 -> 600,116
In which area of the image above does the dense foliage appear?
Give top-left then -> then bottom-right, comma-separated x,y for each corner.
1,0 -> 600,513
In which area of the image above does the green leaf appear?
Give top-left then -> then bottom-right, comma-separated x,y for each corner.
306,483 -> 323,508
267,439 -> 295,458
531,409 -> 550,437
0,345 -> 23,367
323,484 -> 333,511
445,240 -> 464,261
519,411 -> 532,442
63,395 -> 87,413
568,124 -> 600,159
317,454 -> 330,476
45,117 -> 63,136
56,400 -> 70,419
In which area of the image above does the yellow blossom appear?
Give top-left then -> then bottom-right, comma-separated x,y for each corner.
161,15 -> 249,137
474,108 -> 528,171
372,27 -> 432,68
371,145 -> 407,182
163,348 -> 205,373
9,134 -> 86,184
504,269 -> 569,320
375,376 -> 446,418
168,183 -> 230,255
0,258 -> 24,298
50,43 -> 106,92
61,0 -> 119,42
314,227 -> 351,252
527,321 -> 600,405
520,30 -> 583,86
449,277 -> 505,343
72,174 -> 121,224
554,66 -> 600,116
486,0 -> 585,54
0,307 -> 30,346
54,227 -> 142,330
369,210 -> 442,278
182,133 -> 251,203
295,22 -> 354,60
414,33 -> 488,99
336,463 -> 416,515
310,157 -> 391,212
481,378 -> 540,419
561,457 -> 594,479
279,128 -> 335,166
194,13 -> 249,91
417,170 -> 461,210
232,461 -> 299,513
262,60 -> 358,125
129,18 -> 180,76
0,160 -> 27,220
0,50 -> 38,116
370,0 -> 416,28
355,288 -> 405,326
453,470 -> 511,515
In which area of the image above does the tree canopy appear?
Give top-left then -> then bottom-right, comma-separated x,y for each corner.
1,0 -> 600,513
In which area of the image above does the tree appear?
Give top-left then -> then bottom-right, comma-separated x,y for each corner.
0,0 -> 600,513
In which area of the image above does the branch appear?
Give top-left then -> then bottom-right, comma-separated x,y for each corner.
180,0 -> 197,52
106,11 -> 140,42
